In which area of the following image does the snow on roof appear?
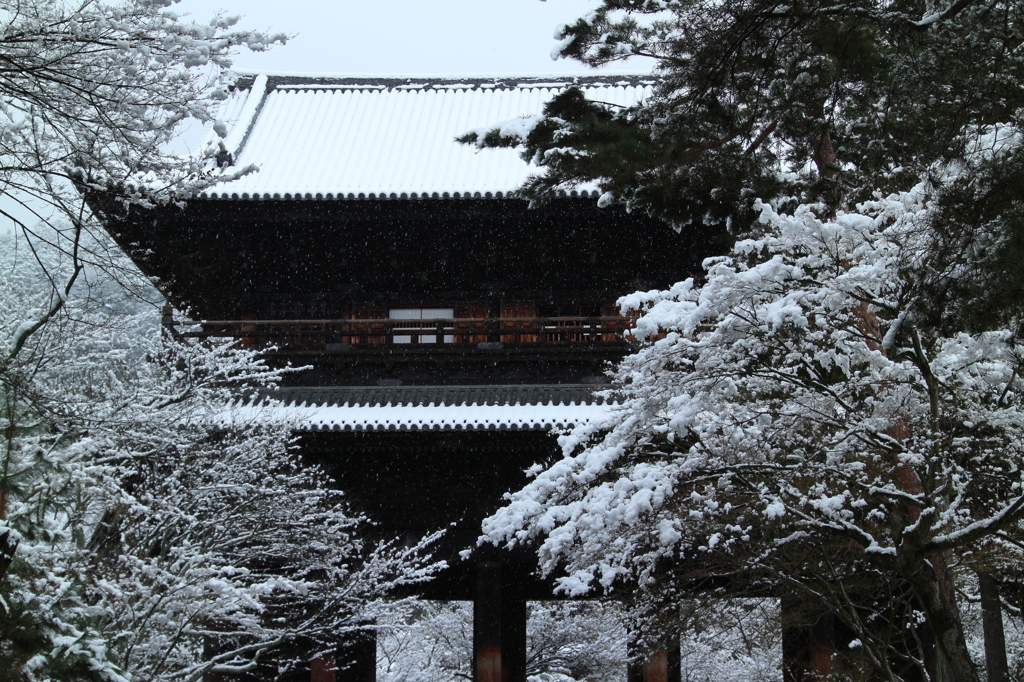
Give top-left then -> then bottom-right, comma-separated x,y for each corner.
200,74 -> 653,200
227,384 -> 617,432
288,401 -> 612,432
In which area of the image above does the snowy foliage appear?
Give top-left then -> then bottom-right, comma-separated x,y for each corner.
462,1 -> 1024,678
465,0 -> 1024,233
675,599 -> 781,682
377,601 -> 473,682
376,598 -> 781,682
0,0 -> 285,221
0,234 -> 438,680
377,601 -> 628,682
483,181 -> 1024,679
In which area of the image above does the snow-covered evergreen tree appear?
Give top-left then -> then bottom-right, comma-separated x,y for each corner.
463,2 -> 1023,679
463,0 -> 1023,233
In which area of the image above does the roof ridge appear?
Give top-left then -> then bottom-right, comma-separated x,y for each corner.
230,73 -> 656,93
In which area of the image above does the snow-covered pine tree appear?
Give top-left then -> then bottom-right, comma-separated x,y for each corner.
465,2 -> 1023,679
461,0 -> 1024,266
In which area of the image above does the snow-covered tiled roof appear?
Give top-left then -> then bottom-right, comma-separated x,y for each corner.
200,74 -> 653,200
292,401 -> 612,432
230,384 -> 617,432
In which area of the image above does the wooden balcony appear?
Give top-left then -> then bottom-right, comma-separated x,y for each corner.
165,315 -> 636,355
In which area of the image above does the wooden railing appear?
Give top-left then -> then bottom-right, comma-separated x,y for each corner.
164,316 -> 636,351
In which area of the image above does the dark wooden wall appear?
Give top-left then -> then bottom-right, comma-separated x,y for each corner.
300,429 -> 561,601
103,197 -> 724,320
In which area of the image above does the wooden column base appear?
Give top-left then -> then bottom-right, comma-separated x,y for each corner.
628,639 -> 681,682
473,561 -> 527,682
782,606 -> 834,682
312,629 -> 376,682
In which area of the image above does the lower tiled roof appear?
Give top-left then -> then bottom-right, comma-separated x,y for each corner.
247,384 -> 616,432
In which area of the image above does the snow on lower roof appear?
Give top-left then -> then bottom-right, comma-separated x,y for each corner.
286,401 -> 613,432
200,74 -> 653,200
227,384 -> 618,432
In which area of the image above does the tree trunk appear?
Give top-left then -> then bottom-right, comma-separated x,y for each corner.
0,528 -> 16,581
884,417 -> 973,682
811,129 -> 836,180
979,572 -> 1009,682
898,551 -> 980,682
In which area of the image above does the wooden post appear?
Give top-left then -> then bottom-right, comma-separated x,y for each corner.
161,303 -> 175,328
979,572 -> 1009,682
473,561 -> 528,682
502,580 -> 527,682
627,633 -> 681,682
311,652 -> 337,682
807,614 -> 835,681
488,297 -> 501,343
782,597 -> 834,682
240,314 -> 256,348
475,562 -> 503,682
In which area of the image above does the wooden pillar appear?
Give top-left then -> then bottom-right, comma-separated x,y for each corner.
627,634 -> 681,682
311,652 -> 337,682
473,561 -> 527,682
501,580 -> 527,682
979,572 -> 1009,682
782,597 -> 834,682
316,628 -> 375,682
807,614 -> 835,681
487,296 -> 501,343
475,562 -> 503,682
240,314 -> 257,348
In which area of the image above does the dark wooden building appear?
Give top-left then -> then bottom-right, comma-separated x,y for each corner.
99,74 -> 725,682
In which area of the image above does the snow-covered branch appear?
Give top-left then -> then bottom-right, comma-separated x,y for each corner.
482,181 -> 1024,680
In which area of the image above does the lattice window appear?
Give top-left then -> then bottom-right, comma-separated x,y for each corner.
539,304 -> 602,342
389,308 -> 455,344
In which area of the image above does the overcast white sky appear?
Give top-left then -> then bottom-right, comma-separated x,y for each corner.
175,0 -> 645,76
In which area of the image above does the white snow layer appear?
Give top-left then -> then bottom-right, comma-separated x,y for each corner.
200,76 -> 650,199
219,73 -> 268,160
227,399 -> 617,432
